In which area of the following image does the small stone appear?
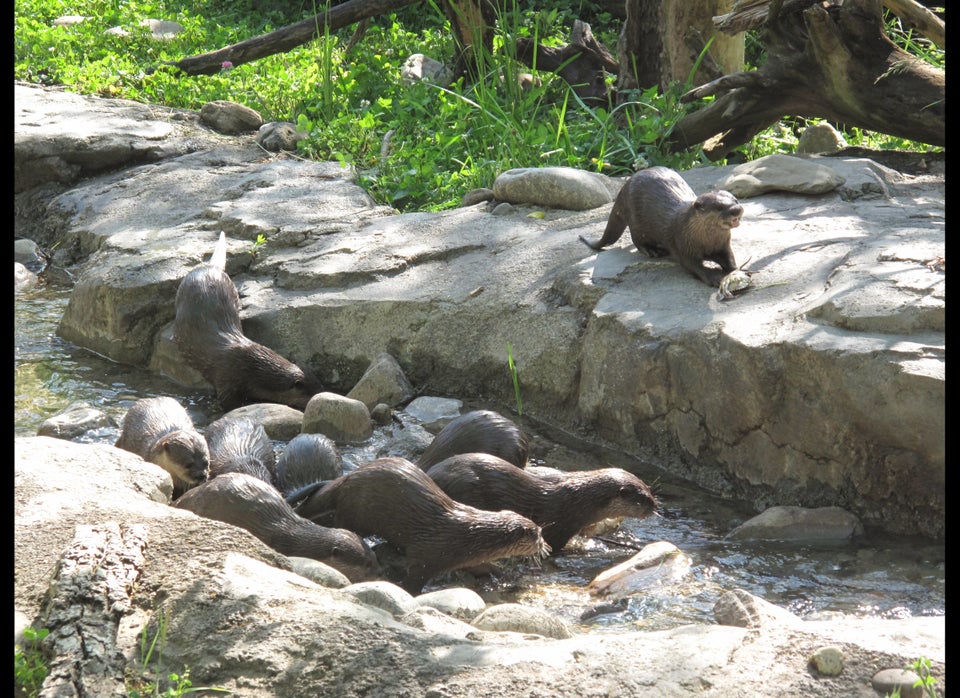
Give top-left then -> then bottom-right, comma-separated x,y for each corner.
871,668 -> 924,698
808,646 -> 844,676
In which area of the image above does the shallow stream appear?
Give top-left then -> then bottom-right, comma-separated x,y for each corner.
15,282 -> 945,634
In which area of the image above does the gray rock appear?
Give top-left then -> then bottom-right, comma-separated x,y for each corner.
796,123 -> 848,154
36,401 -> 117,440
287,556 -> 352,588
401,53 -> 451,85
726,506 -> 864,542
149,323 -> 209,388
416,587 -> 487,622
460,188 -> 495,207
346,351 -> 414,410
400,606 -> 478,636
200,100 -> 264,135
343,580 -> 418,618
808,645 -> 844,676
14,262 -> 37,292
256,121 -> 305,152
871,668 -> 925,698
713,589 -> 800,628
370,403 -> 393,425
493,167 -> 614,210
471,603 -> 574,639
403,397 -> 463,431
302,392 -> 372,444
140,19 -> 184,40
220,403 -> 305,440
719,153 -> 846,197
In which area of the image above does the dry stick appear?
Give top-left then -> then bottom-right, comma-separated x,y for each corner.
166,0 -> 423,76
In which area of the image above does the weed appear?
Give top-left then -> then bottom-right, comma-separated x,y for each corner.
14,626 -> 50,698
506,342 -> 522,416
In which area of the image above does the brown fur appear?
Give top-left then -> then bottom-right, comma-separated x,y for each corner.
293,457 -> 549,594
114,396 -> 210,497
175,472 -> 381,583
273,433 -> 344,498
173,236 -> 322,411
204,415 -> 276,483
426,453 -> 657,552
417,409 -> 529,471
580,166 -> 743,287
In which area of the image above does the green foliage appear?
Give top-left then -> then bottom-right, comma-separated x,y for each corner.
506,342 -> 522,416
885,656 -> 940,698
15,0 -> 942,213
125,608 -> 230,697
14,626 -> 50,698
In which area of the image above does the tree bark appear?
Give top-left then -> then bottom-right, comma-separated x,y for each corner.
166,0 -> 422,75
669,0 -> 945,159
515,20 -> 620,106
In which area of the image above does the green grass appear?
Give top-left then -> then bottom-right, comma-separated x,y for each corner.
14,626 -> 49,698
14,0 -> 943,212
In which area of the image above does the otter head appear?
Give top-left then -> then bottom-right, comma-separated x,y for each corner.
695,191 -> 743,229
220,343 -> 323,411
597,469 -> 658,522
151,430 -> 211,486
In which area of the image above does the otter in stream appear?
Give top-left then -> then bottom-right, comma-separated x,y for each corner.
293,457 -> 550,594
579,166 -> 743,287
204,415 -> 276,484
114,396 -> 210,497
173,232 -> 322,411
417,409 -> 529,471
175,471 -> 381,583
426,452 -> 658,552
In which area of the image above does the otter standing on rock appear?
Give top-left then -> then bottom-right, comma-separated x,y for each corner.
204,415 -> 276,483
417,409 -> 529,471
426,453 -> 658,552
173,232 -> 323,411
114,396 -> 210,497
579,166 -> 743,287
175,472 -> 381,583
293,457 -> 550,594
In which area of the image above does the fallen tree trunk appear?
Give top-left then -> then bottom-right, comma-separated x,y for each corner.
166,0 -> 421,75
668,0 -> 945,159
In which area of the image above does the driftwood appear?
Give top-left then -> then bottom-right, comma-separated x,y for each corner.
668,0 -> 945,159
515,20 -> 620,106
166,0 -> 421,75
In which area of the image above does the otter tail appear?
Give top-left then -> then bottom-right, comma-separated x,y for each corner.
209,231 -> 227,270
579,186 -> 629,251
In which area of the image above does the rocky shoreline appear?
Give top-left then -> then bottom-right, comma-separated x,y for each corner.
14,81 -> 945,696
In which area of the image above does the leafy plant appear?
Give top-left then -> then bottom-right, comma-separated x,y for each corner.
506,342 -> 522,416
885,656 -> 940,698
14,626 -> 50,698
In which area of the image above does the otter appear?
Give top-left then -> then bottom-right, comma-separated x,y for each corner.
425,453 -> 658,552
579,166 -> 743,287
175,472 -> 381,583
204,415 -> 276,483
114,396 -> 210,498
293,457 -> 550,594
173,232 -> 323,411
417,409 -> 529,471
273,432 -> 343,498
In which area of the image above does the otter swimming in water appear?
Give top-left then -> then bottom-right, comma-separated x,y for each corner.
173,232 -> 322,411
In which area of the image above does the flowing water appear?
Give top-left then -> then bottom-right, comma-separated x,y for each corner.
15,281 -> 945,634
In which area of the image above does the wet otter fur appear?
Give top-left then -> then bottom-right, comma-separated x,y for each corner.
205,415 -> 276,483
173,232 -> 322,411
293,457 -> 550,594
417,409 -> 529,471
273,433 -> 343,498
114,396 -> 210,498
426,453 -> 658,552
175,472 -> 381,583
579,166 -> 743,287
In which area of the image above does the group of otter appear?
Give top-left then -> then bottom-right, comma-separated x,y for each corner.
116,402 -> 657,593
113,166 -> 743,593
